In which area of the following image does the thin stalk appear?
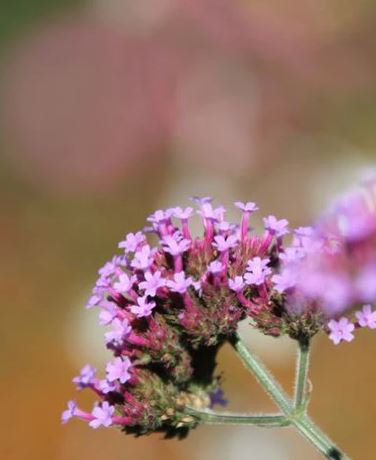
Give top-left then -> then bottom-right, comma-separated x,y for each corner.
295,339 -> 310,410
185,407 -> 290,427
230,334 -> 291,414
230,333 -> 350,460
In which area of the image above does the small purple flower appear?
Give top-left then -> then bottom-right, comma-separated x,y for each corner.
172,207 -> 194,220
131,245 -> 153,270
272,269 -> 296,293
61,400 -> 77,424
139,271 -> 166,297
208,260 -> 224,274
228,276 -> 245,292
118,232 -> 145,252
234,201 -> 259,213
167,272 -> 193,294
98,379 -> 117,394
99,305 -> 118,326
147,209 -> 172,224
244,257 -> 271,286
327,318 -> 355,345
113,273 -> 135,294
106,357 -> 132,384
213,234 -> 238,252
86,292 -> 102,309
197,203 -> 218,220
210,388 -> 228,408
130,296 -> 156,318
263,215 -> 289,237
98,258 -> 117,279
105,318 -> 132,344
162,233 -> 191,256
89,402 -> 115,429
73,364 -> 97,389
355,304 -> 376,329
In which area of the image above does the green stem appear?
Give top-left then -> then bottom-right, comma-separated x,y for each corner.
186,407 -> 290,427
229,334 -> 291,414
230,333 -> 351,460
294,339 -> 310,410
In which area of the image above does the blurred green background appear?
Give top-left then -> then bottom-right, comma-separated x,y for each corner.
1,1 -> 376,459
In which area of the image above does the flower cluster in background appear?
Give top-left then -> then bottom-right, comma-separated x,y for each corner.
63,185 -> 376,435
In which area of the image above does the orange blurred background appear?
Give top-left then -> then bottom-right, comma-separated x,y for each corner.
1,1 -> 376,459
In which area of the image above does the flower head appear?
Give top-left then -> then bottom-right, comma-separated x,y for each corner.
66,188 -> 375,438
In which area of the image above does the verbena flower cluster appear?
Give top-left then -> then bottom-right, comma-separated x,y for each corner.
63,188 -> 376,436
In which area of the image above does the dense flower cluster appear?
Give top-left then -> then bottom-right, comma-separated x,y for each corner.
63,190 -> 376,436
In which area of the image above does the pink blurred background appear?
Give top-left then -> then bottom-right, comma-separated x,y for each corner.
1,1 -> 376,459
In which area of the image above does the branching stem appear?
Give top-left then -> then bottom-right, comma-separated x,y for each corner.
189,333 -> 351,460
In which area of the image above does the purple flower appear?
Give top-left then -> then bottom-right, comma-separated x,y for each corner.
210,388 -> 228,408
106,357 -> 132,384
327,318 -> 355,345
130,296 -> 156,318
99,305 -> 118,326
355,304 -> 376,329
244,257 -> 271,286
113,273 -> 135,294
228,276 -> 245,292
272,269 -> 296,293
61,400 -> 77,424
118,232 -> 145,252
167,272 -> 193,294
263,215 -> 289,237
73,364 -> 97,390
139,271 -> 166,297
147,209 -> 172,224
172,207 -> 194,220
234,201 -> 259,213
197,203 -> 218,220
213,235 -> 238,252
207,261 -> 224,274
98,258 -> 117,279
98,379 -> 117,394
86,292 -> 102,309
89,402 -> 115,429
105,318 -> 132,344
162,233 -> 191,256
131,245 -> 153,270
